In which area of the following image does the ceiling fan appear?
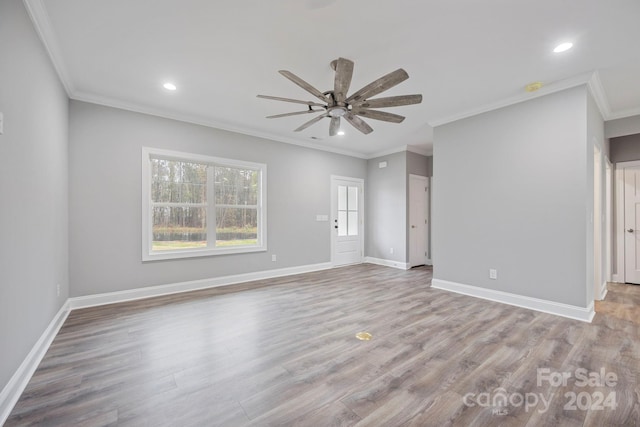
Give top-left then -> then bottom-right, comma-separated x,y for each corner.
257,58 -> 422,136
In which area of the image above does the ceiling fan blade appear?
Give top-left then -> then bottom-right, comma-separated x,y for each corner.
257,95 -> 326,107
329,116 -> 341,136
345,69 -> 409,104
294,113 -> 329,132
344,111 -> 373,135
352,94 -> 422,109
266,109 -> 322,119
351,108 -> 405,123
279,70 -> 328,103
334,58 -> 354,104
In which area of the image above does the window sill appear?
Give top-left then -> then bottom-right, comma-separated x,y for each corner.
142,245 -> 267,262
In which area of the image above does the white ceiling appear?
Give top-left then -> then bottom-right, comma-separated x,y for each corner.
25,0 -> 640,158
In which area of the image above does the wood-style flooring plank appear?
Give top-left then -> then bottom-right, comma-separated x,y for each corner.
5,266 -> 640,426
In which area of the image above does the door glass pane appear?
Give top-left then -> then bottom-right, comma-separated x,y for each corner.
152,206 -> 207,250
338,185 -> 347,211
348,186 -> 358,211
338,212 -> 347,236
348,212 -> 358,236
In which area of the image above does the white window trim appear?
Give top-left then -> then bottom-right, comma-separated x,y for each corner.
142,147 -> 267,261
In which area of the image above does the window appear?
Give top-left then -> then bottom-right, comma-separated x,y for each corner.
142,148 -> 266,261
337,184 -> 359,236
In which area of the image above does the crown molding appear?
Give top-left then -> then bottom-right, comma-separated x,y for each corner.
71,91 -> 369,159
23,0 -> 370,160
364,143 -> 433,160
23,0 -> 74,96
429,72 -> 596,127
587,71 -> 640,121
406,144 -> 432,157
586,70 -> 612,120
607,107 -> 640,121
23,0 -> 637,150
366,145 -> 409,159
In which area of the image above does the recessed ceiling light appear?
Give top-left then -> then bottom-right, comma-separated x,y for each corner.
163,82 -> 177,91
553,42 -> 573,53
337,130 -> 345,136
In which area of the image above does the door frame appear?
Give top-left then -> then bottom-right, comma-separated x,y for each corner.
593,145 -> 602,300
613,160 -> 640,283
605,158 -> 613,284
330,175 -> 364,267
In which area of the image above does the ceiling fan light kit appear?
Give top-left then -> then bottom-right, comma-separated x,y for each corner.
258,58 -> 422,137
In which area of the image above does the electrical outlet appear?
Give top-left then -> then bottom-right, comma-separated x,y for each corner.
489,269 -> 498,280
390,248 -> 394,254
272,254 -> 277,262
56,283 -> 60,297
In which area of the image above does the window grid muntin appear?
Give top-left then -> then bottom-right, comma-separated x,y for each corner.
337,184 -> 359,237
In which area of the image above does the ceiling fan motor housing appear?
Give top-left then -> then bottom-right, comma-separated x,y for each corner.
328,106 -> 347,117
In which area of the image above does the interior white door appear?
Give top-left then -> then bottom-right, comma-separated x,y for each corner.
624,166 -> 640,284
331,177 -> 363,266
409,175 -> 428,267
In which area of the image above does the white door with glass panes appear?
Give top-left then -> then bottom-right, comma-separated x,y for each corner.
331,176 -> 364,266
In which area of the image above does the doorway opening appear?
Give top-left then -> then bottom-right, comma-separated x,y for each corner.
409,174 -> 429,268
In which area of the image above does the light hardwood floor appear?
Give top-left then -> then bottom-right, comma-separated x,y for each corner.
6,265 -> 640,426
595,283 -> 640,324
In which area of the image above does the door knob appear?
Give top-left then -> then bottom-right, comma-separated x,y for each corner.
628,229 -> 635,233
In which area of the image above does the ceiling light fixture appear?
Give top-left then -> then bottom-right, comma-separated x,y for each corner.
553,42 -> 573,53
163,82 -> 177,91
337,130 -> 345,136
257,57 -> 422,137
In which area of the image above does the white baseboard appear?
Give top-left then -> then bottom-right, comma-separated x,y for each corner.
364,257 -> 410,270
0,301 -> 71,425
2,262 -> 334,422
69,262 -> 333,310
431,279 -> 595,323
611,274 -> 623,283
599,282 -> 608,301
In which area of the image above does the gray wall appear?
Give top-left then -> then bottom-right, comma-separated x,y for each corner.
69,101 -> 366,297
0,0 -> 69,392
605,115 -> 640,139
433,86 -> 590,307
407,151 -> 432,177
587,90 -> 606,305
365,151 -> 407,262
609,133 -> 640,163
